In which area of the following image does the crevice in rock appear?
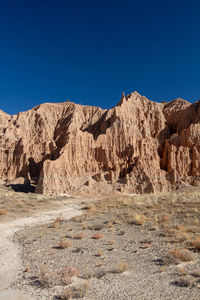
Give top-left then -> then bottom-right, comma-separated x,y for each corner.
51,109 -> 75,159
82,110 -> 117,140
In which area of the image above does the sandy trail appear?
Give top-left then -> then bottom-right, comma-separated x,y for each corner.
0,201 -> 83,299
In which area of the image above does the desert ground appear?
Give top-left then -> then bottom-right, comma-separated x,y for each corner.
0,186 -> 200,299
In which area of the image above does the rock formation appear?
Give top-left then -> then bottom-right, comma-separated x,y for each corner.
0,92 -> 199,195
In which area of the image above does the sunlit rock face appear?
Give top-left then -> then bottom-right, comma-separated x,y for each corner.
0,92 -> 199,195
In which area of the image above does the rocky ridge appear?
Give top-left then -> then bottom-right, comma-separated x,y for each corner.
0,92 -> 199,195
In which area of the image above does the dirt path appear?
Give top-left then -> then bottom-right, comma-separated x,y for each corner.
0,201 -> 83,299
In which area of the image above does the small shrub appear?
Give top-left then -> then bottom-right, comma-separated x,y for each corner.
52,220 -> 60,228
89,223 -> 104,231
164,249 -> 195,265
38,266 -> 55,287
81,221 -> 87,229
72,216 -> 80,222
192,237 -> 200,251
83,267 -> 93,279
60,288 -> 74,299
108,239 -> 115,245
60,281 -> 89,299
60,267 -> 80,285
114,261 -> 128,273
39,265 -> 79,288
128,214 -> 145,226
178,267 -> 189,276
59,238 -> 72,249
141,243 -> 151,249
92,233 -> 103,239
83,204 -> 96,213
158,214 -> 171,223
174,231 -> 190,243
73,232 -> 86,239
173,276 -> 195,287
0,209 -> 8,215
178,249 -> 195,262
192,268 -> 200,278
95,261 -> 104,267
96,250 -> 103,257
107,221 -> 113,228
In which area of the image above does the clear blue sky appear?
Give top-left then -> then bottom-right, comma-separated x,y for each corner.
0,0 -> 200,115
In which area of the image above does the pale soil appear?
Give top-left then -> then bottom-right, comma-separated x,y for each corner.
0,186 -> 200,299
0,190 -> 90,299
6,187 -> 200,300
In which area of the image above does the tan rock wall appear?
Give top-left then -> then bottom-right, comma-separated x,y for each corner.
0,93 -> 199,194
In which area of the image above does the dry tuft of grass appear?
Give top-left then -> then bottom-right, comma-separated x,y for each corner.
177,267 -> 189,276
92,232 -> 104,239
38,265 -> 79,288
192,268 -> 200,278
73,232 -> 86,239
141,243 -> 152,249
59,238 -> 72,249
83,204 -> 96,214
60,266 -> 80,285
96,250 -> 103,257
83,267 -> 94,279
81,221 -> 87,230
173,231 -> 190,243
173,276 -> 196,287
114,261 -> 128,273
38,266 -> 55,287
192,237 -> 200,251
128,213 -> 145,226
0,209 -> 9,215
60,281 -> 90,299
164,248 -> 195,265
108,239 -> 115,245
158,214 -> 171,223
52,220 -> 60,228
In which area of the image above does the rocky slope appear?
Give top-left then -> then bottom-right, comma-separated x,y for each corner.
0,92 -> 199,195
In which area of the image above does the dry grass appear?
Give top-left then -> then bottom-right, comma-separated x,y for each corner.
108,239 -> 115,245
38,266 -> 55,287
173,231 -> 190,243
177,267 -> 189,276
5,186 -> 200,299
52,220 -> 60,228
38,265 -> 80,288
158,214 -> 171,223
114,261 -> 128,273
192,268 -> 200,277
92,232 -> 104,239
60,267 -> 80,285
164,248 -> 195,265
81,221 -> 87,230
73,232 -> 86,239
96,250 -> 103,257
141,243 -> 152,249
60,281 -> 90,299
83,267 -> 94,279
0,209 -> 8,215
0,185 -> 74,220
174,276 -> 196,287
163,228 -> 190,243
59,238 -> 72,249
192,237 -> 200,251
127,213 -> 145,226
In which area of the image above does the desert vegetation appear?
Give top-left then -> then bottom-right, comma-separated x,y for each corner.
0,185 -> 77,221
10,186 -> 200,299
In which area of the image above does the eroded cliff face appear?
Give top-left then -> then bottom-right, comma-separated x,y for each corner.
0,92 -> 199,195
